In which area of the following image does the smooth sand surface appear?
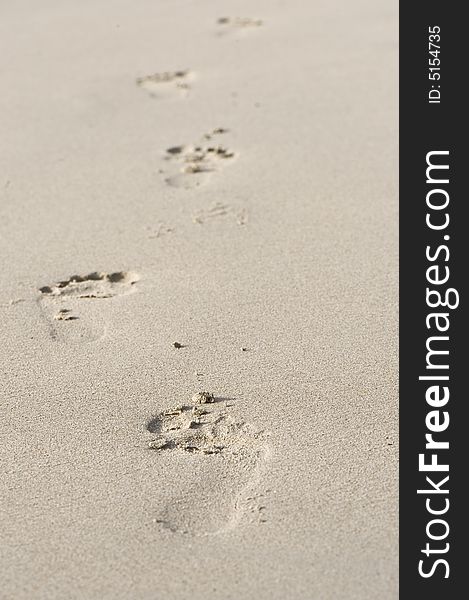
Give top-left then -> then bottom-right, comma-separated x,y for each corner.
0,0 -> 398,598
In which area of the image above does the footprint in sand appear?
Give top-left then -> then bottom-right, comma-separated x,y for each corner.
136,70 -> 193,99
163,128 -> 236,189
192,201 -> 248,226
146,394 -> 270,536
216,17 -> 263,37
144,222 -> 175,239
37,271 -> 139,344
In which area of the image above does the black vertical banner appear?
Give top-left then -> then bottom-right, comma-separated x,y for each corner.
400,2 -> 466,597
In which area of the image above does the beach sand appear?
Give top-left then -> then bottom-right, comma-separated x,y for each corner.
0,0 -> 398,598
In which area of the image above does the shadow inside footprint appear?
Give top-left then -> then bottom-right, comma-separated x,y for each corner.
147,402 -> 270,536
37,271 -> 139,344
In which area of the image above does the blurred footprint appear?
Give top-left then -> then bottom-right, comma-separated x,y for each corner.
216,17 -> 263,37
193,202 -> 248,226
163,129 -> 236,189
136,70 -> 193,99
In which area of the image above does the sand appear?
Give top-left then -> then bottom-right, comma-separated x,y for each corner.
0,0 -> 398,598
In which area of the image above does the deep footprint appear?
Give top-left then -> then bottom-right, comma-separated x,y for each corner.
38,271 -> 139,344
163,129 -> 236,189
146,398 -> 270,536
